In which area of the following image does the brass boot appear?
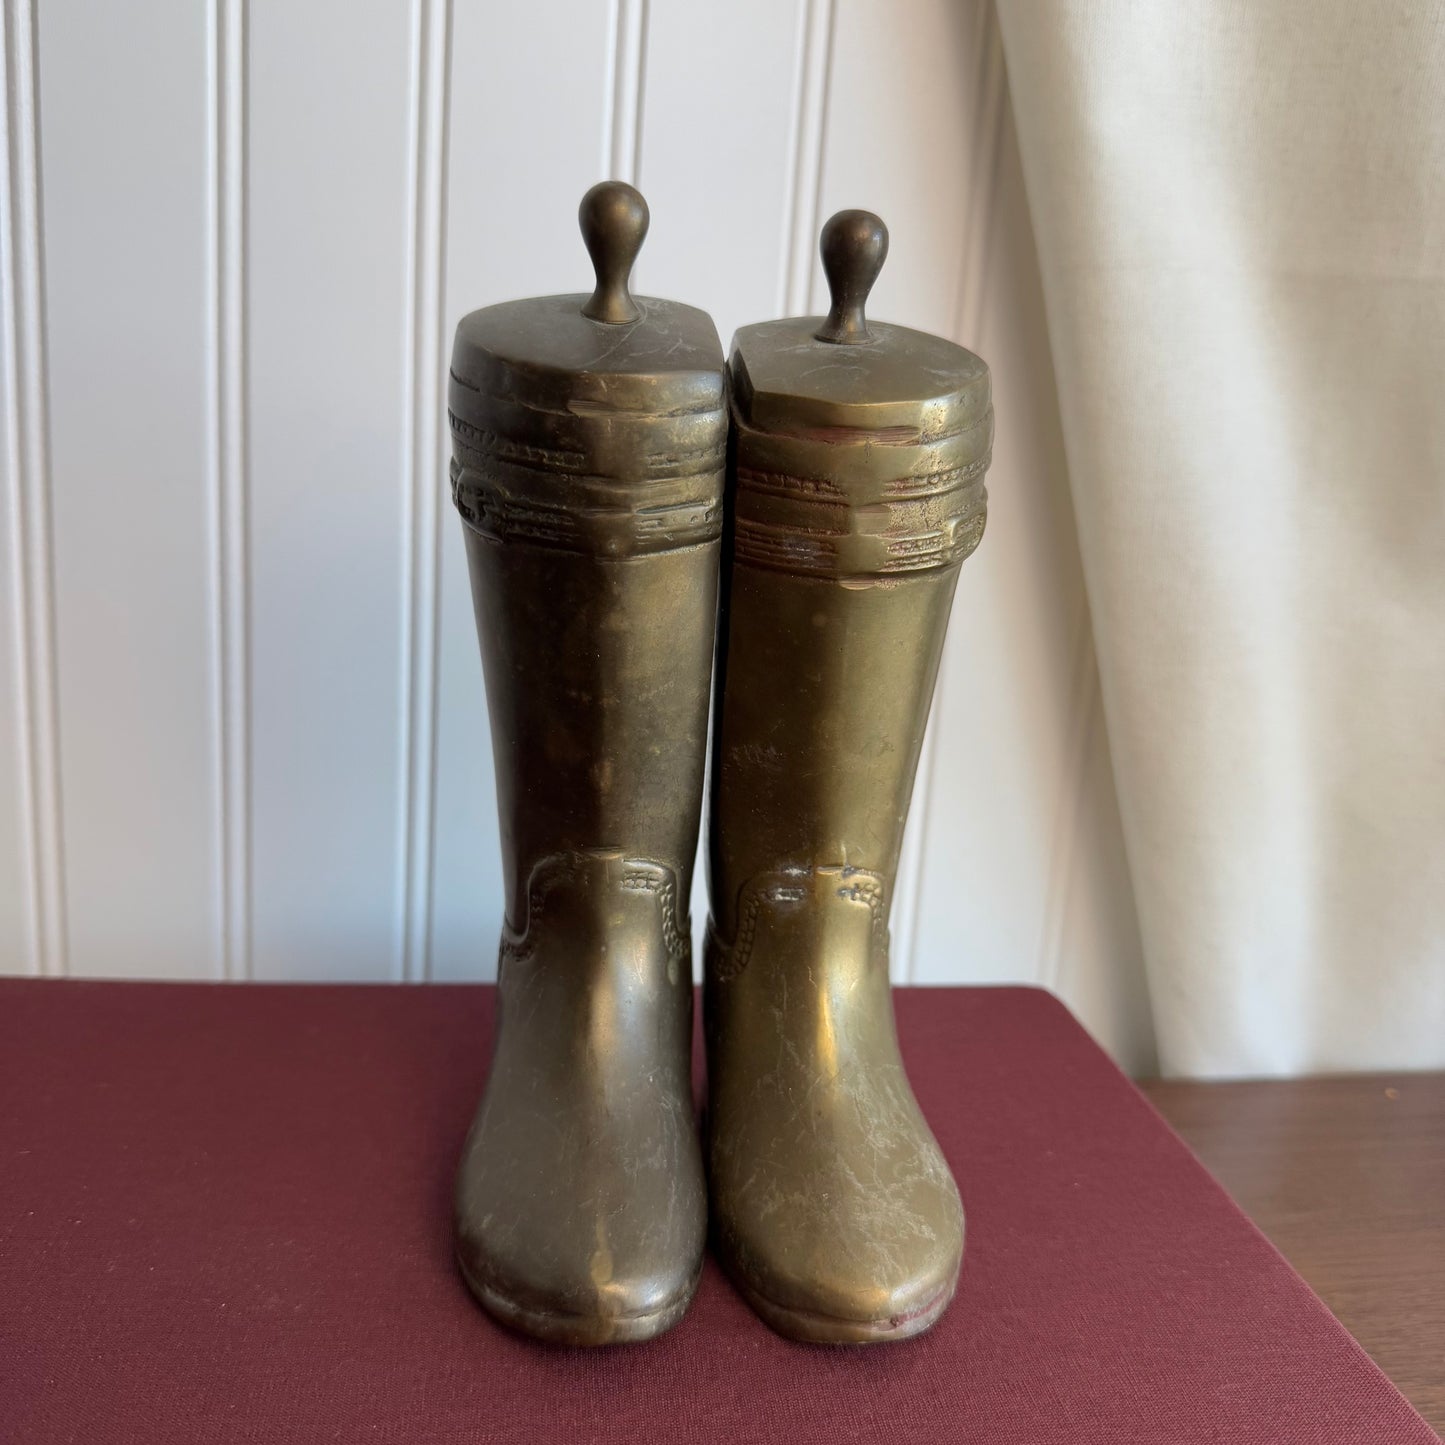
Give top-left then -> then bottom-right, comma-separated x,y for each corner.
448,183 -> 725,1345
705,211 -> 993,1343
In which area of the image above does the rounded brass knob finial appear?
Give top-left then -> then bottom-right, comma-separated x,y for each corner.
580,180 -> 648,325
815,209 -> 888,344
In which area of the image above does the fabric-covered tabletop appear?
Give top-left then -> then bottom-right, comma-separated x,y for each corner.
0,980 -> 1435,1444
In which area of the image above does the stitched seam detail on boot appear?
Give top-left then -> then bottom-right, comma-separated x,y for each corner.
499,853 -> 688,969
450,452 -> 723,557
620,870 -> 689,962
705,917 -> 743,983
710,866 -> 890,981
714,874 -> 785,981
498,855 -> 579,969
833,874 -> 890,964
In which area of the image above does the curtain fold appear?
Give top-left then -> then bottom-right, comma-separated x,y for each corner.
995,1 -> 1445,1075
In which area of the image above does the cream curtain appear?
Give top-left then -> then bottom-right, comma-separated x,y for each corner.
995,1 -> 1445,1076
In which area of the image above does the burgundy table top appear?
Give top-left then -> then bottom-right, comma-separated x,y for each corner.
0,980 -> 1435,1444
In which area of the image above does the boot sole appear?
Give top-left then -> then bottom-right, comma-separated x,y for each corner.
456,1249 -> 699,1346
731,1271 -> 957,1345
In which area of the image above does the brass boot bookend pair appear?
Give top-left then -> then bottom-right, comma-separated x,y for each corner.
449,183 -> 992,1347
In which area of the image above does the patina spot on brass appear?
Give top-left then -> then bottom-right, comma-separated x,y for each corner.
448,182 -> 723,1346
706,208 -> 993,1344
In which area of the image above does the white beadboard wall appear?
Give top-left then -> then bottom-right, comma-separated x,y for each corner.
0,0 -> 1154,1072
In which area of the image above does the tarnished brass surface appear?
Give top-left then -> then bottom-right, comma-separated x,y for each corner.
706,210 -> 993,1344
448,183 -> 724,1345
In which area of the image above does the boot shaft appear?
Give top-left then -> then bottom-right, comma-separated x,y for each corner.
447,186 -> 726,927
708,217 -> 992,947
709,549 -> 963,941
459,496 -> 720,925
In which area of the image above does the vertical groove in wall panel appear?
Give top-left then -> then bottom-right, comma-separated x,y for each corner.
1,0 -> 65,976
246,0 -> 415,982
603,0 -> 648,186
779,0 -> 835,317
895,2 -> 1005,983
0,10 -> 22,974
642,0 -> 808,969
44,0 -> 215,977
207,0 -> 251,981
429,3 -> 614,983
398,0 -> 451,983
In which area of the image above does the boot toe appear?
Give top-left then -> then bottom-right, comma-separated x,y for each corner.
456,1217 -> 701,1346
714,1134 -> 963,1344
